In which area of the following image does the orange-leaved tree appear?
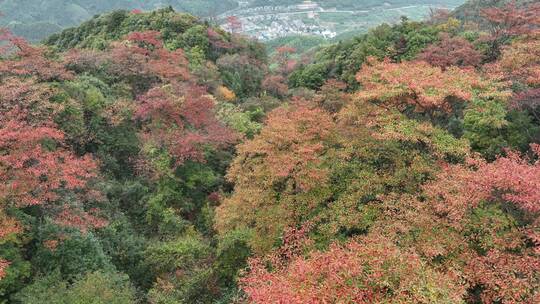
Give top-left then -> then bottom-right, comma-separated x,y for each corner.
215,101 -> 337,253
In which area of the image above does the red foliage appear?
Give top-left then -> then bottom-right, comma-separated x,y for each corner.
126,30 -> 163,48
316,79 -> 351,113
207,28 -> 234,50
54,207 -> 108,233
230,102 -> 335,191
108,31 -> 189,85
425,146 -> 540,222
241,236 -> 464,304
417,33 -> 483,70
481,1 -> 540,59
492,39 -> 540,87
481,1 -> 540,40
262,75 -> 288,97
131,9 -> 143,14
0,119 -> 97,207
0,77 -> 62,124
0,74 -> 103,235
43,239 -> 60,251
0,259 -> 9,280
227,16 -> 242,33
511,89 -> 540,120
0,31 -> 72,81
466,250 -> 540,304
427,8 -> 451,24
207,192 -> 221,204
135,84 -> 237,166
273,46 -> 298,75
0,213 -> 20,239
356,57 -> 494,113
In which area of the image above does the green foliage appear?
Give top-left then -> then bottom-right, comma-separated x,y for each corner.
290,20 -> 441,89
145,234 -> 211,274
464,203 -> 519,254
0,245 -> 31,299
145,234 -> 220,304
217,54 -> 266,98
57,76 -> 140,178
266,35 -> 327,55
463,98 -> 537,158
97,218 -> 153,289
216,103 -> 263,138
45,9 -> 222,56
215,229 -> 252,284
13,270 -> 137,304
288,63 -> 328,90
180,25 -> 210,54
32,229 -> 113,280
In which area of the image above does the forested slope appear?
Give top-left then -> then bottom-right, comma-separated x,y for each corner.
1,1 -> 540,303
451,0 -> 537,24
0,0 -> 237,42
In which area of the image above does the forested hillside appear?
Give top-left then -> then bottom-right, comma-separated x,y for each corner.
451,0 -> 537,24
1,1 -> 540,303
0,0 -> 237,42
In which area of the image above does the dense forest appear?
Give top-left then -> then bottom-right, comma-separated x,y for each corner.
1,0 -> 540,303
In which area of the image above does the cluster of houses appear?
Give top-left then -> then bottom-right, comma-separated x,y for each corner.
220,1 -> 337,40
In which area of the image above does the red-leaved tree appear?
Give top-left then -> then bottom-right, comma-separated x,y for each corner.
0,38 -> 106,271
241,236 -> 465,303
135,84 -> 237,168
423,146 -> 540,302
0,259 -> 9,280
417,33 -> 483,70
481,1 -> 540,60
0,29 -> 72,81
356,57 -> 502,114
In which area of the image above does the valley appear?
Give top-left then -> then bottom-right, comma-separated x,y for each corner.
218,0 -> 466,40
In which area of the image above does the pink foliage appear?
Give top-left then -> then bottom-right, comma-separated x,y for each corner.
135,84 -> 237,166
425,146 -> 540,222
241,236 -> 464,304
0,259 -> 9,280
0,31 -> 72,81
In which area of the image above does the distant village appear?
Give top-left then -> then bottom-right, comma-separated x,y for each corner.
218,0 -> 460,41
219,1 -> 338,40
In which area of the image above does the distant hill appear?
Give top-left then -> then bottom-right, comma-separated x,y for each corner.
0,0 -> 237,42
452,0 -> 536,24
43,8 -> 266,65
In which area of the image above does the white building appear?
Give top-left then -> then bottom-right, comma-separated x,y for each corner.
297,1 -> 319,10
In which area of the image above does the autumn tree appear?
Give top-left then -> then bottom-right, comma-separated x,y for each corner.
241,236 -> 465,303
0,259 -> 8,280
135,83 -> 237,170
249,144 -> 540,304
261,74 -> 288,98
68,30 -> 191,95
417,33 -> 483,70
355,57 -> 503,114
492,38 -> 540,88
421,147 -> 540,303
0,30 -> 72,81
315,79 -> 350,113
227,16 -> 242,34
0,40 -> 106,286
481,1 -> 540,60
512,89 -> 540,120
273,46 -> 297,76
215,101 -> 337,253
